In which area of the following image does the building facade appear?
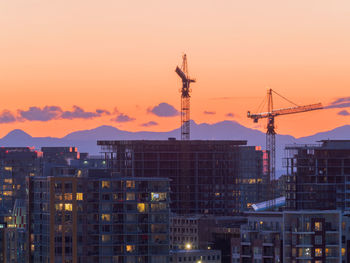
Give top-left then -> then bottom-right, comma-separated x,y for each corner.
27,173 -> 170,263
230,212 -> 283,263
170,249 -> 221,263
0,147 -> 40,219
170,215 -> 200,250
285,140 -> 350,210
283,210 -> 343,262
98,140 -> 267,215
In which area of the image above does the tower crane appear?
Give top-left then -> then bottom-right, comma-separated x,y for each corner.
175,54 -> 196,140
248,89 -> 323,207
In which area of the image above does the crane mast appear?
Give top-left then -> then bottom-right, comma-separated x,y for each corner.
266,89 -> 276,205
175,54 -> 196,140
248,89 -> 323,209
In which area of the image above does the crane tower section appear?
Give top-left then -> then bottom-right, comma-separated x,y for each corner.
247,89 -> 323,209
175,54 -> 196,140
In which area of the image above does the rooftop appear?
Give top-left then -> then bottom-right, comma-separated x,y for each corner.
97,139 -> 247,146
285,140 -> 350,150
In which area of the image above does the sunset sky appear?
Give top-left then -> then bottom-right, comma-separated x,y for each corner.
0,0 -> 349,138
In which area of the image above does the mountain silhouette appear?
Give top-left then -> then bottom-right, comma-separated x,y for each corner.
1,120 -> 349,173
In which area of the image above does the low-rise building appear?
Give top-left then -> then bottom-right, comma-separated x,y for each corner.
232,212 -> 283,263
170,215 -> 200,249
283,210 -> 343,262
170,249 -> 221,263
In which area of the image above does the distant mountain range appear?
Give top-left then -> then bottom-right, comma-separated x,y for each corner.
1,120 -> 350,173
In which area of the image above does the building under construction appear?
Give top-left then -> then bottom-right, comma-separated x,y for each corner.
285,140 -> 350,211
97,139 -> 268,215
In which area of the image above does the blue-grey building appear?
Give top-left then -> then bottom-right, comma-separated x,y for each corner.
27,171 -> 170,263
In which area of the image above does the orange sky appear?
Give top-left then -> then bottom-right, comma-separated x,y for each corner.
0,0 -> 349,138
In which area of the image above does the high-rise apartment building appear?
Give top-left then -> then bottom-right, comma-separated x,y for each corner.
285,140 -> 350,210
27,172 -> 170,263
97,140 -> 267,215
0,147 -> 40,219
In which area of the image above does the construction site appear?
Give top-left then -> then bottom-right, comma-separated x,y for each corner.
96,54 -> 325,214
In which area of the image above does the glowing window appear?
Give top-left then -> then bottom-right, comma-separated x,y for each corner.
102,181 -> 110,188
126,193 -> 135,201
342,248 -> 346,256
65,204 -> 72,211
3,191 -> 12,196
76,193 -> 83,200
55,204 -> 63,211
101,214 -> 111,221
314,222 -> 322,231
126,181 -> 135,189
325,248 -> 330,256
315,248 -> 322,257
151,192 -> 166,201
4,179 -> 12,184
306,222 -> 310,231
299,248 -> 311,257
137,203 -> 146,213
113,193 -> 123,201
4,167 -> 12,171
101,235 -> 111,242
64,193 -> 72,200
126,245 -> 135,253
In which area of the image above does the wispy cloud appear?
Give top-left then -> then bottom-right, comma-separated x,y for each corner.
140,121 -> 158,127
325,97 -> 350,109
111,113 -> 135,123
18,106 -> 62,121
61,106 -> 110,120
203,111 -> 216,115
0,110 -> 17,123
225,113 -> 235,118
8,106 -> 111,122
148,103 -> 179,117
338,110 -> 350,116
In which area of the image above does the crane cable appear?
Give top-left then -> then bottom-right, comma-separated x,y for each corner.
272,89 -> 299,107
255,93 -> 268,114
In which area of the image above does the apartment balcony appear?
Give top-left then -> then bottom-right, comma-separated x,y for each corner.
295,244 -> 313,248
263,241 -> 275,247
